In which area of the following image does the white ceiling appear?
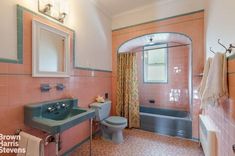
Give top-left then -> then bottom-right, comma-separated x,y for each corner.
94,0 -> 163,16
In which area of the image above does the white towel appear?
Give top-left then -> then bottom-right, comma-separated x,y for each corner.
198,57 -> 212,98
200,53 -> 228,109
17,132 -> 44,156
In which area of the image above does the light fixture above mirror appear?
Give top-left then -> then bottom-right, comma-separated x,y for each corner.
38,0 -> 69,23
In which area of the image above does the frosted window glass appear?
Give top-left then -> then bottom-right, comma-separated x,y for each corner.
147,49 -> 165,64
144,44 -> 168,83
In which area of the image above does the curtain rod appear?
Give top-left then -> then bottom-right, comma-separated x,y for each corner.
118,44 -> 191,54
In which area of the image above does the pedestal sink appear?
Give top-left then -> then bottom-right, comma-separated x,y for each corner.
24,98 -> 95,134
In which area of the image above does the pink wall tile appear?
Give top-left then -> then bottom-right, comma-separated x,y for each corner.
204,71 -> 235,156
137,45 -> 189,111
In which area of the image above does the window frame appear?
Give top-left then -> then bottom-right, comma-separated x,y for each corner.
143,43 -> 168,84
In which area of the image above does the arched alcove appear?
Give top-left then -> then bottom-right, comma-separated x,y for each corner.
117,32 -> 193,119
118,32 -> 192,53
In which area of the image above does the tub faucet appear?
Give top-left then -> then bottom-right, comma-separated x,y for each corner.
169,89 -> 181,102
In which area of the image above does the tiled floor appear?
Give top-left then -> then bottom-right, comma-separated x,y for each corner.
71,129 -> 204,156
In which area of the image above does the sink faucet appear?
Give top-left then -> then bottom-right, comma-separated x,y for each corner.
62,103 -> 66,108
47,103 -> 69,113
47,107 -> 56,112
55,103 -> 61,109
47,103 -> 61,112
61,103 -> 70,109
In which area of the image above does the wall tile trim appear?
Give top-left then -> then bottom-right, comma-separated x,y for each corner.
112,10 -> 205,32
0,5 -> 24,64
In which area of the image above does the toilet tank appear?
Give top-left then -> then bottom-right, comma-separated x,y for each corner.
90,101 -> 111,121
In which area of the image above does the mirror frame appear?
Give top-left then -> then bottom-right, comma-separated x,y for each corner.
32,20 -> 70,77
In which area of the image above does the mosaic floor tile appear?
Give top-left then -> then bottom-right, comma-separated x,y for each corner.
71,129 -> 204,156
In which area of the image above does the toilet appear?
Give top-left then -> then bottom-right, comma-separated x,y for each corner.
90,101 -> 127,144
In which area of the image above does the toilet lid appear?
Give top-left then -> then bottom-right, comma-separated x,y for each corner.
105,116 -> 127,125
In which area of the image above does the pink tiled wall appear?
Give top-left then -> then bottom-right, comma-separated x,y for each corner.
137,45 -> 189,111
205,104 -> 235,156
202,59 -> 235,156
0,8 -> 112,156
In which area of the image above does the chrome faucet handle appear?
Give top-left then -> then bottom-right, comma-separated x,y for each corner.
55,103 -> 61,109
47,107 -> 55,112
61,103 -> 66,107
62,103 -> 70,109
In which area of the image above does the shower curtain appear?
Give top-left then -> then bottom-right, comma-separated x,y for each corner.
116,52 -> 140,128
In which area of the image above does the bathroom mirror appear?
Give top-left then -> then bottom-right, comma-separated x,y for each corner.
32,20 -> 70,77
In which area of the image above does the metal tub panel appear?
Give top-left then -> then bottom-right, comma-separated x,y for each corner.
140,106 -> 192,139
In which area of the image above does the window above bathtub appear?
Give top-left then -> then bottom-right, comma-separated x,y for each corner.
143,44 -> 168,83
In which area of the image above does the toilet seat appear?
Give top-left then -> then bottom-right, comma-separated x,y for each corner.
104,116 -> 127,125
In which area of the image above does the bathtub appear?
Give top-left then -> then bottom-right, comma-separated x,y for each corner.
140,106 -> 192,139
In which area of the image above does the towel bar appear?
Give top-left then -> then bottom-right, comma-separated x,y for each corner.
14,129 -> 56,146
210,39 -> 235,54
15,129 -> 22,135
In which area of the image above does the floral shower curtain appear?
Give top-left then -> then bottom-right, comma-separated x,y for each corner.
116,52 -> 140,128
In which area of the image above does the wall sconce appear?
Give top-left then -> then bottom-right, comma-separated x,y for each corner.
38,0 -> 69,23
43,3 -> 53,14
58,12 -> 67,23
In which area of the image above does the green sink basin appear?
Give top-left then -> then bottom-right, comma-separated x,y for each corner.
24,98 -> 95,134
51,109 -> 86,121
